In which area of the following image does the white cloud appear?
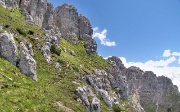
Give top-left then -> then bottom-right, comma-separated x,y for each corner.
93,27 -> 116,46
172,52 -> 180,57
178,57 -> 180,64
119,55 -> 180,91
163,49 -> 171,57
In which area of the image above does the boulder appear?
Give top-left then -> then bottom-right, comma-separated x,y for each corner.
19,42 -> 37,81
70,50 -> 76,56
55,62 -> 61,72
0,32 -> 18,65
42,43 -> 51,63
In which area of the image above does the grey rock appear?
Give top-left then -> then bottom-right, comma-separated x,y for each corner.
0,0 -> 20,9
91,97 -> 100,112
55,62 -> 61,72
76,86 -> 91,109
42,2 -> 54,29
107,56 -> 129,101
19,42 -> 37,81
42,43 -> 51,63
76,86 -> 101,112
27,42 -> 34,56
44,28 -> 61,47
84,39 -> 97,55
0,32 -> 18,65
70,50 -> 76,56
87,69 -> 119,107
19,0 -> 50,27
107,56 -> 180,112
78,14 -> 93,40
54,3 -> 79,43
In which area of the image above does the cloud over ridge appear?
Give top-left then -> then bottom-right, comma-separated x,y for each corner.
92,27 -> 116,47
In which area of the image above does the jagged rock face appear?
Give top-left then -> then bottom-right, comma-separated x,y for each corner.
19,0 -> 52,28
76,86 -> 100,112
78,15 -> 93,40
44,28 -> 61,47
0,0 -> 20,9
139,71 -> 179,112
84,39 -> 97,55
54,3 -> 79,43
19,42 -> 37,81
0,32 -> 18,65
106,56 -> 180,112
42,2 -> 54,29
87,69 -> 119,107
107,56 -> 129,100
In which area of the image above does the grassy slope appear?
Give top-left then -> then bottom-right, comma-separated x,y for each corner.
0,5 -> 136,112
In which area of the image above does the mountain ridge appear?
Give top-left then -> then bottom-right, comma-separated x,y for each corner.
0,0 -> 179,112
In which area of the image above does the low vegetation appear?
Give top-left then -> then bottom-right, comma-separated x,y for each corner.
0,5 -> 136,112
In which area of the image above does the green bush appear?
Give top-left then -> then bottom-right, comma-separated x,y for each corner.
50,44 -> 61,56
112,105 -> 122,112
28,30 -> 34,35
57,58 -> 66,65
16,28 -> 26,36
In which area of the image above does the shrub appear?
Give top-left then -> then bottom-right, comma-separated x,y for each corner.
28,30 -> 34,35
16,28 -> 26,36
57,58 -> 66,65
112,105 -> 122,112
50,44 -> 61,56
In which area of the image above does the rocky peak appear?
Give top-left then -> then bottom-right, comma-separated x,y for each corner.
78,14 -> 93,40
107,56 -> 126,69
54,3 -> 79,42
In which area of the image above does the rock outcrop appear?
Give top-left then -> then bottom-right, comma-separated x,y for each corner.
0,32 -> 18,65
78,15 -> 93,41
54,3 -> 79,43
76,56 -> 179,112
84,39 -> 97,55
0,0 -> 19,9
76,86 -> 100,112
19,42 -> 37,81
19,0 -> 50,28
42,43 -> 51,63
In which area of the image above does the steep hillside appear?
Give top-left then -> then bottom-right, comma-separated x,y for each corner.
0,0 -> 179,112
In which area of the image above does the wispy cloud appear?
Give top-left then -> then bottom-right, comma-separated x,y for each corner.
92,27 -> 116,46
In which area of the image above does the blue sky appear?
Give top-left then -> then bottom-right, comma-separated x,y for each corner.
48,0 -> 180,90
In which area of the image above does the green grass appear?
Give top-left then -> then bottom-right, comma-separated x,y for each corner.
0,4 -> 136,112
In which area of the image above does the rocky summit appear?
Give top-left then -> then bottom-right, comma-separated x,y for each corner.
0,0 -> 179,112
